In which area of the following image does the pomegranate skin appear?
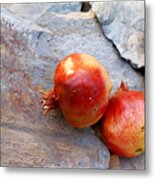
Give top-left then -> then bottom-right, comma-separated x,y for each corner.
102,83 -> 144,158
41,53 -> 112,128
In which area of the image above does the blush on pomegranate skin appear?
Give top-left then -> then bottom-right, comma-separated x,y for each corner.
40,53 -> 112,128
101,82 -> 144,158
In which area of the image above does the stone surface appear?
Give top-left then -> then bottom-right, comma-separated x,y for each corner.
109,154 -> 121,170
1,8 -> 110,169
1,3 -> 144,169
91,1 -> 144,68
1,3 -> 52,21
120,154 -> 145,170
34,10 -> 144,94
109,154 -> 145,170
2,2 -> 82,20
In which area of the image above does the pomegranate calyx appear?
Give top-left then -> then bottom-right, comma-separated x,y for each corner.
40,88 -> 58,115
120,81 -> 129,91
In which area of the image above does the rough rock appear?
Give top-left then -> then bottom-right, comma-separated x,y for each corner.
1,8 -> 109,169
91,1 -> 144,68
109,153 -> 145,170
34,10 -> 144,94
1,2 -> 82,20
1,4 -> 144,169
45,2 -> 82,14
1,3 -> 52,21
119,154 -> 145,170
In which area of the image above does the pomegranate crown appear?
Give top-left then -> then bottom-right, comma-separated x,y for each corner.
120,81 -> 129,91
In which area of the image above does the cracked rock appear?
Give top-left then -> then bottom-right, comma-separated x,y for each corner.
91,1 -> 144,68
1,8 -> 110,169
1,3 -> 144,169
35,10 -> 144,93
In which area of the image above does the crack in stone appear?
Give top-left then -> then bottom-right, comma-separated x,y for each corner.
81,2 -> 91,12
35,31 -> 44,47
92,11 -> 145,76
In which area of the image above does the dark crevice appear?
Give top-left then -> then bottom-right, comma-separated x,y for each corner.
37,31 -> 43,40
81,2 -> 91,12
138,67 -> 145,76
35,31 -> 44,48
91,118 -> 103,141
94,14 -> 145,77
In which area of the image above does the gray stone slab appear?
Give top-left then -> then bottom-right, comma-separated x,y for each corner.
2,2 -> 82,20
1,5 -> 144,169
1,8 -> 110,169
91,1 -> 144,68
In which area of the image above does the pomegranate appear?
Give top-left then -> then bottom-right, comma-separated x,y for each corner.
40,53 -> 112,128
102,82 -> 144,158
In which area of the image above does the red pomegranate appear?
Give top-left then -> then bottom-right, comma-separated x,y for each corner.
40,53 -> 112,128
102,82 -> 144,158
